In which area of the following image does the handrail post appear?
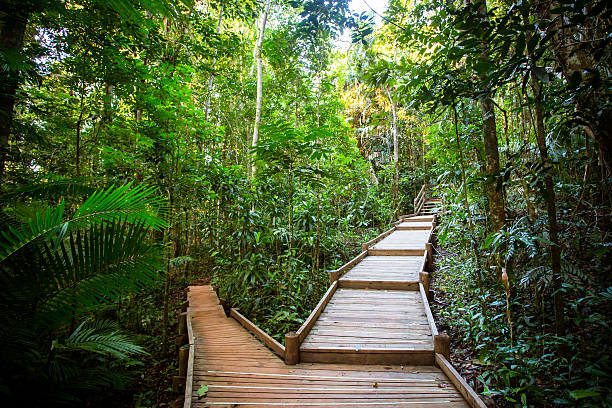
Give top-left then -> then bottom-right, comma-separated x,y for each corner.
434,333 -> 450,361
285,331 -> 300,365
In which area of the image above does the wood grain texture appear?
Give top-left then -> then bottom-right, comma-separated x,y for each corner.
361,226 -> 397,252
184,189 -> 487,407
329,250 -> 368,283
338,255 -> 423,290
230,308 -> 285,357
185,285 -> 470,407
436,353 -> 488,408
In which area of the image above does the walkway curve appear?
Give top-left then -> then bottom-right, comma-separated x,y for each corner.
183,186 -> 488,407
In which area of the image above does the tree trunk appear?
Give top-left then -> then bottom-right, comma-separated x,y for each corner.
204,6 -> 224,124
248,0 -> 271,180
386,86 -> 400,210
466,0 -> 506,233
535,0 -> 612,174
531,77 -> 565,336
0,12 -> 28,181
480,96 -> 506,233
75,82 -> 86,177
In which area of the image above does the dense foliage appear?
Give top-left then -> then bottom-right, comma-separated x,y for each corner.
0,0 -> 609,406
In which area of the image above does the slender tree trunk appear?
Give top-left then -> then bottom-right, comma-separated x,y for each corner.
480,96 -> 506,233
466,0 -> 506,234
248,0 -> 271,180
314,189 -> 321,290
531,77 -> 565,336
75,82 -> 86,177
204,6 -> 224,124
0,13 -> 28,181
386,86 -> 399,210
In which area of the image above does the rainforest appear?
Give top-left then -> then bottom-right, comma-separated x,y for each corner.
0,0 -> 610,407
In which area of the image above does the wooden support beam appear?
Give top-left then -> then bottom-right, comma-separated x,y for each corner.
174,334 -> 187,346
436,353 -> 489,408
420,271 -> 430,292
426,242 -> 434,267
172,375 -> 185,393
434,333 -> 450,361
178,344 -> 189,377
285,331 -> 300,365
178,311 -> 187,336
329,250 -> 367,283
296,281 -> 337,343
230,308 -> 285,358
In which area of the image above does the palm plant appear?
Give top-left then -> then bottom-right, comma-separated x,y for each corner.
0,181 -> 167,405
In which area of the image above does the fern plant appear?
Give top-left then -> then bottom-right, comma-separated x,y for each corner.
0,182 -> 167,405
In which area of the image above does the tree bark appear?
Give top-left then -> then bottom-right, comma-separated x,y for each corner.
535,0 -> 612,174
386,86 -> 400,208
531,77 -> 565,336
249,0 -> 271,180
204,6 -> 224,123
0,12 -> 28,181
480,96 -> 506,233
466,0 -> 506,233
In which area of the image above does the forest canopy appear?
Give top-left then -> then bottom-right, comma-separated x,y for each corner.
0,0 -> 610,406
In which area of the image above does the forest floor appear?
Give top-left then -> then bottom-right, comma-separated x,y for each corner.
117,276 -> 210,408
430,248 -> 492,405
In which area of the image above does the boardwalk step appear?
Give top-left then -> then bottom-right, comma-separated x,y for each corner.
338,255 -> 423,291
185,186 -> 486,407
300,289 -> 434,366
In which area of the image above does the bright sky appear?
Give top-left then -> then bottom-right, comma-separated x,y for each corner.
336,0 -> 388,49
350,0 -> 388,21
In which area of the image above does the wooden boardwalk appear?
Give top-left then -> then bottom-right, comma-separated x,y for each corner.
183,189 -> 487,408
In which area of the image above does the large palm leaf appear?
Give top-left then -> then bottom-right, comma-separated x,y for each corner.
38,220 -> 163,325
0,182 -> 167,264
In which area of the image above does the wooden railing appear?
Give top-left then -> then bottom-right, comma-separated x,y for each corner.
285,281 -> 338,364
413,183 -> 434,214
230,308 -> 286,358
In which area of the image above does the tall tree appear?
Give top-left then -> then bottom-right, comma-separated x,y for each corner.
0,1 -> 31,181
249,0 -> 271,180
468,0 -> 506,235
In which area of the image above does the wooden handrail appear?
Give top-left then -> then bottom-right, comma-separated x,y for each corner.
230,308 -> 285,358
296,281 -> 338,344
361,226 -> 396,251
435,353 -> 489,408
419,283 -> 438,336
329,250 -> 368,283
183,307 -> 195,408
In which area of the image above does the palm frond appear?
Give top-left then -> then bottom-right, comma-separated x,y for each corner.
0,182 -> 167,264
35,220 -> 163,325
56,319 -> 146,359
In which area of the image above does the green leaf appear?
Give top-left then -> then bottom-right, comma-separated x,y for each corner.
197,384 -> 209,398
0,182 -> 167,264
569,389 -> 600,399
